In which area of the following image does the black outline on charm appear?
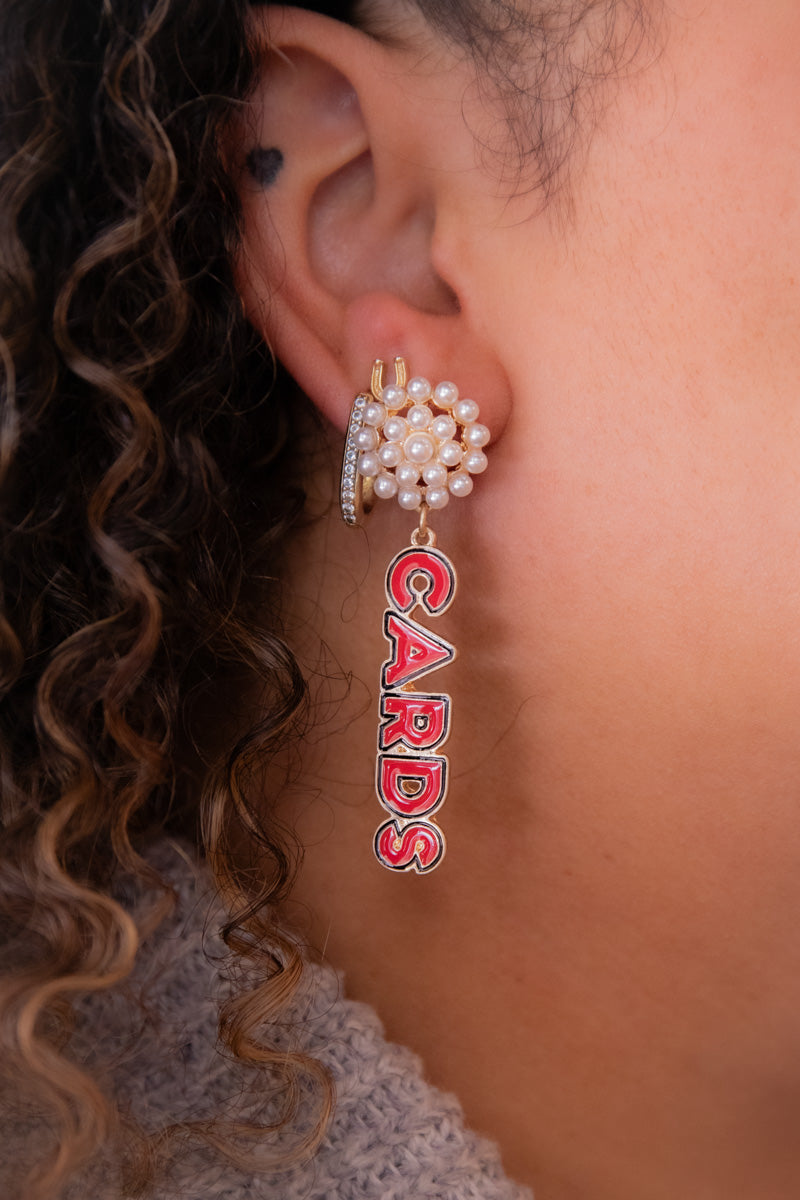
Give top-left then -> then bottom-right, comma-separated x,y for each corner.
376,753 -> 448,820
385,545 -> 457,616
381,611 -> 455,691
374,818 -> 446,874
378,691 -> 451,753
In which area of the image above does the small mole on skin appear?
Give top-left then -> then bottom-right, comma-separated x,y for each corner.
246,146 -> 284,188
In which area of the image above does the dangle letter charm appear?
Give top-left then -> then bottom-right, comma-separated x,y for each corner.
340,358 -> 490,873
374,540 -> 456,873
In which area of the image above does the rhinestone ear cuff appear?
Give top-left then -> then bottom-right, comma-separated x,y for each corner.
340,358 -> 490,874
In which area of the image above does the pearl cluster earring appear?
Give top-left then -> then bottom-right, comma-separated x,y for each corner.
341,358 -> 490,526
340,358 -> 490,875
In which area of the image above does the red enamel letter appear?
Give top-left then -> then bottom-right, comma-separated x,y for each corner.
374,819 -> 445,873
379,693 -> 450,752
386,547 -> 456,616
377,754 -> 447,818
382,612 -> 455,689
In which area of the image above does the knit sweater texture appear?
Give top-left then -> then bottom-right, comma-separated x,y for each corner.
7,840 -> 533,1200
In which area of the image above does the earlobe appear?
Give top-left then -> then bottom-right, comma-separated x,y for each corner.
232,6 -> 510,436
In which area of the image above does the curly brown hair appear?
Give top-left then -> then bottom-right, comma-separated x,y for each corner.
0,0 -> 328,1195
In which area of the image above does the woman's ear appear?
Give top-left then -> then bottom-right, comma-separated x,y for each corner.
230,5 -> 509,433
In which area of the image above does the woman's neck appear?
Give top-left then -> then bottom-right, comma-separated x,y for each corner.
270,453 -> 800,1199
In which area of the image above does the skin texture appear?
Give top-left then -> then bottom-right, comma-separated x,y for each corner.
235,3 -> 800,1197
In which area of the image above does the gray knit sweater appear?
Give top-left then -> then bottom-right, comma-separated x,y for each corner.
12,841 -> 533,1200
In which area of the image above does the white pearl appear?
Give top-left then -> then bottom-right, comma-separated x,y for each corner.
373,471 -> 399,499
398,486 -> 422,510
383,416 -> 409,443
355,426 -> 379,451
464,448 -> 488,474
378,442 -> 402,468
396,461 -> 421,486
464,421 -> 490,447
406,376 -> 432,402
422,461 -> 448,487
454,398 -> 480,424
430,415 -> 457,441
357,452 -> 380,477
433,380 -> 459,408
438,440 -> 463,467
382,384 -> 407,410
407,404 -> 433,430
426,486 -> 450,509
404,433 -> 436,464
448,470 -> 473,497
364,401 -> 387,427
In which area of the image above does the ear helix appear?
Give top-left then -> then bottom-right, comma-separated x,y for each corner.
339,357 -> 491,875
